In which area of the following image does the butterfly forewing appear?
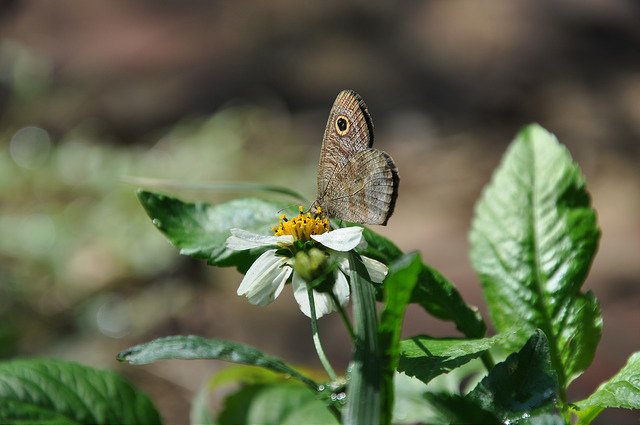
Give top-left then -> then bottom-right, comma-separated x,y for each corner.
317,90 -> 373,199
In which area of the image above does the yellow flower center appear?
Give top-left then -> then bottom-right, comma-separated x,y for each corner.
272,206 -> 330,241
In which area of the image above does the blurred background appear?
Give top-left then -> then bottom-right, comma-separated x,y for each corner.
1,1 -> 639,423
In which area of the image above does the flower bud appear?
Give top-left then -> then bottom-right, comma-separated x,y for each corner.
293,248 -> 332,290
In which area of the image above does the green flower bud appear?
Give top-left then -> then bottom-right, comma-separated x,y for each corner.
293,247 -> 338,293
293,247 -> 328,283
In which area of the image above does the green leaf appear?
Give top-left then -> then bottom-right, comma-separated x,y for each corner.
425,393 -> 565,425
217,383 -> 338,425
358,225 -> 404,264
190,384 -> 215,425
423,393 -> 501,424
137,190 -> 297,272
469,124 -> 602,389
0,358 -> 161,424
398,331 -> 514,385
574,351 -> 640,424
412,264 -> 486,338
467,330 -> 559,422
378,253 -> 422,425
117,335 -> 319,391
194,366 -> 338,425
338,221 -> 487,339
344,252 -> 382,425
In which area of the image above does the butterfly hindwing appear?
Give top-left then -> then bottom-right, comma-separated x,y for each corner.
321,149 -> 399,225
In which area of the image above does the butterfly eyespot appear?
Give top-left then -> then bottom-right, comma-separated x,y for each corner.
335,115 -> 350,136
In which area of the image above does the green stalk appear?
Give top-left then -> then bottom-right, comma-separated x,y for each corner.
330,291 -> 355,341
480,351 -> 495,371
307,287 -> 337,381
343,252 -> 382,425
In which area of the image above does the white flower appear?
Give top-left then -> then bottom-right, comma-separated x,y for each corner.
225,226 -> 387,319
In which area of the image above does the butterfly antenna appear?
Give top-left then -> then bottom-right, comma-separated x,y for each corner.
277,203 -> 300,215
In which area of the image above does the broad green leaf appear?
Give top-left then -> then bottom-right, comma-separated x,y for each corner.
208,364 -> 298,389
194,365 -> 339,425
137,190 -> 297,272
398,331 -> 513,385
574,351 -> 640,424
469,124 -> 601,388
358,225 -> 403,265
412,264 -> 486,338
344,252 -> 382,425
217,383 -> 338,425
378,253 -> 422,425
423,393 -> 501,424
0,358 -> 161,424
424,393 -> 564,425
117,335 -> 319,391
468,330 -> 559,422
338,221 -> 486,339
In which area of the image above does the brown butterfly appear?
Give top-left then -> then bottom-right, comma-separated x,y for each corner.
312,90 -> 399,225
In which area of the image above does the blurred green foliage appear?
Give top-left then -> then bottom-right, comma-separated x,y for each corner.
0,42 -> 313,359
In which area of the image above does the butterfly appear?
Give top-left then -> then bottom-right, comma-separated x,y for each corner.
312,90 -> 399,225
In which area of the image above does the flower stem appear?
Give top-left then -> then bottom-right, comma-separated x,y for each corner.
480,351 -> 495,371
308,287 -> 337,381
330,291 -> 355,341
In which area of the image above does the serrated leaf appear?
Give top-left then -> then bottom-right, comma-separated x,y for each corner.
117,335 -> 319,391
378,252 -> 422,424
574,351 -> 640,424
217,383 -> 338,425
137,190 -> 297,271
398,331 -> 514,385
468,330 -> 559,422
469,124 -> 602,388
0,358 -> 161,424
344,252 -> 382,425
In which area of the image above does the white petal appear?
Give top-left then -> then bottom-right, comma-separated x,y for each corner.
237,249 -> 292,306
337,254 -> 387,284
226,228 -> 293,251
361,256 -> 388,283
292,273 -> 343,319
311,226 -> 363,251
332,269 -> 351,306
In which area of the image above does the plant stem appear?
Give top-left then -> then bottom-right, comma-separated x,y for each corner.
480,351 -> 495,371
330,291 -> 355,341
308,287 -> 337,381
344,252 -> 383,425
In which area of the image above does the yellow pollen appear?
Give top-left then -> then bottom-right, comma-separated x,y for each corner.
273,206 -> 330,241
